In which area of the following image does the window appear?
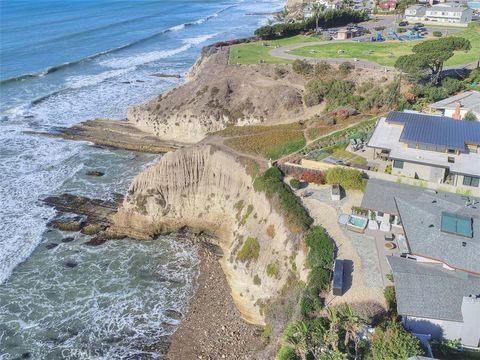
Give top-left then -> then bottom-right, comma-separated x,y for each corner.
448,157 -> 455,163
463,176 -> 480,187
393,160 -> 404,169
447,149 -> 456,154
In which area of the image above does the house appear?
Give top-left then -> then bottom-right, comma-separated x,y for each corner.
425,3 -> 473,24
405,5 -> 427,21
378,0 -> 398,10
388,256 -> 480,348
304,0 -> 342,16
361,179 -> 480,274
404,3 -> 473,25
367,111 -> 480,187
430,91 -> 480,121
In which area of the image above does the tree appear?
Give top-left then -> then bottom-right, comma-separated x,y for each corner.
341,305 -> 363,359
311,3 -> 326,32
464,110 -> 478,121
369,321 -> 425,359
395,37 -> 471,84
325,307 -> 341,351
284,321 -> 310,360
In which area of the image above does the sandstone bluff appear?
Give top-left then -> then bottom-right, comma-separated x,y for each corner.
112,145 -> 307,324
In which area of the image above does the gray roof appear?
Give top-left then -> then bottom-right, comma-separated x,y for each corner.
428,4 -> 472,13
386,111 -> 480,151
396,194 -> 480,274
361,179 -> 424,215
361,179 -> 480,273
387,256 -> 480,322
430,91 -> 480,114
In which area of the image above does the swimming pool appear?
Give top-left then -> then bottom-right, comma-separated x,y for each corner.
347,215 -> 368,233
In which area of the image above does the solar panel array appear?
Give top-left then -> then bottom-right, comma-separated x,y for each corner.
386,111 -> 480,151
440,212 -> 473,238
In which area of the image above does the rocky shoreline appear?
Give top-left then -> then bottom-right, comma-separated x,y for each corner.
166,246 -> 265,360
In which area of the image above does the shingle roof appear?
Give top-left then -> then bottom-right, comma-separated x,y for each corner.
430,91 -> 480,113
395,195 -> 480,274
386,111 -> 480,151
387,256 -> 480,321
361,179 -> 480,273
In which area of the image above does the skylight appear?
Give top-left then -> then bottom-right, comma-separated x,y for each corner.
440,212 -> 473,238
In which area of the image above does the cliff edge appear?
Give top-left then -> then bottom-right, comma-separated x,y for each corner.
113,145 -> 306,324
127,48 -> 305,143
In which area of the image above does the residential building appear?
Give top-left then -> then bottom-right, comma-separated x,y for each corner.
378,0 -> 397,10
404,3 -> 473,24
367,111 -> 480,187
388,256 -> 480,348
361,179 -> 480,274
426,3 -> 473,24
405,5 -> 427,21
430,91 -> 480,121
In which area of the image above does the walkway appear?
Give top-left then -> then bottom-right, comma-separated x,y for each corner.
298,184 -> 385,307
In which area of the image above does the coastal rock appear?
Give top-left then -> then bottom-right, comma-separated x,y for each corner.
61,237 -> 75,243
127,48 -> 305,143
64,261 -> 78,268
45,243 -> 59,250
113,145 -> 308,324
85,170 -> 104,177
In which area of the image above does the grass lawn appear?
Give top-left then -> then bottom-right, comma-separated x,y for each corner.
290,23 -> 479,66
228,35 -> 319,65
229,23 -> 479,66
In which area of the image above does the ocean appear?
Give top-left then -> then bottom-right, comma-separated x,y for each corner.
0,0 -> 283,358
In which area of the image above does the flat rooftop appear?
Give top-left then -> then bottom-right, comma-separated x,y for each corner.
367,116 -> 480,177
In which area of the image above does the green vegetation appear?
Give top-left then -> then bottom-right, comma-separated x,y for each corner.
395,36 -> 471,84
254,167 -> 313,232
383,286 -> 397,313
326,167 -> 365,190
465,110 -> 478,121
267,261 -> 280,279
300,226 -> 334,316
240,204 -> 254,225
432,339 -> 480,360
289,178 -> 301,190
370,321 -> 425,360
229,35 -> 318,65
220,123 -> 306,160
255,9 -> 368,40
236,237 -> 260,263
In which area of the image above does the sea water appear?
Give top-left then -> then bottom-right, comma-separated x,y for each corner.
0,0 -> 284,358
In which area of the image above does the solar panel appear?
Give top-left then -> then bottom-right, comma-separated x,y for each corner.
385,111 -> 480,151
440,212 -> 473,238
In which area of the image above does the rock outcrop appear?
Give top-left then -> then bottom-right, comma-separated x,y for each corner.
127,48 -> 305,143
113,145 -> 306,324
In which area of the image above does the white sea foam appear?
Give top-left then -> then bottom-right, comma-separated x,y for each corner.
99,33 -> 218,69
66,67 -> 136,89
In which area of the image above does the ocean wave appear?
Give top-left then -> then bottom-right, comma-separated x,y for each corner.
0,6 -> 229,86
99,33 -> 219,69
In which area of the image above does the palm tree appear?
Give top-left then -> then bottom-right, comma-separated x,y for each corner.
326,307 -> 340,351
341,305 -> 363,360
311,3 -> 326,33
284,320 -> 310,360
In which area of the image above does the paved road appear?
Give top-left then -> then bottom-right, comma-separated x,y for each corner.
269,40 -> 478,71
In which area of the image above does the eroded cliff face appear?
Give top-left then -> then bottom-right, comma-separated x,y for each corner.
127,48 -> 304,144
113,145 -> 306,324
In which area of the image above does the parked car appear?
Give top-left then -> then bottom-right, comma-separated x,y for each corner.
398,21 -> 408,26
414,22 -> 424,27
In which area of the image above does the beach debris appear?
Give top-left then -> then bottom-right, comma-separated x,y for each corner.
85,170 -> 104,177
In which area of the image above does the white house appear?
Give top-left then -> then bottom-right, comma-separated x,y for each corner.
430,91 -> 480,121
404,3 -> 473,25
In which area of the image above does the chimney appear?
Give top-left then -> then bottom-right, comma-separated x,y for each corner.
452,101 -> 461,120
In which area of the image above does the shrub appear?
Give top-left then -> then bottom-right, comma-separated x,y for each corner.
254,167 -> 313,231
289,178 -> 301,189
314,61 -> 332,77
292,59 -> 313,76
397,27 -> 407,33
274,67 -> 287,78
263,324 -> 272,338
277,346 -> 299,360
299,171 -> 326,185
237,237 -> 260,262
253,274 -> 262,285
339,61 -> 354,75
384,286 -> 397,312
266,224 -> 276,238
266,261 -> 280,278
304,80 -> 328,106
326,167 -> 364,190
370,321 -> 425,359
305,226 -> 334,271
433,31 -> 442,37
464,110 -> 478,121
374,26 -> 386,31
